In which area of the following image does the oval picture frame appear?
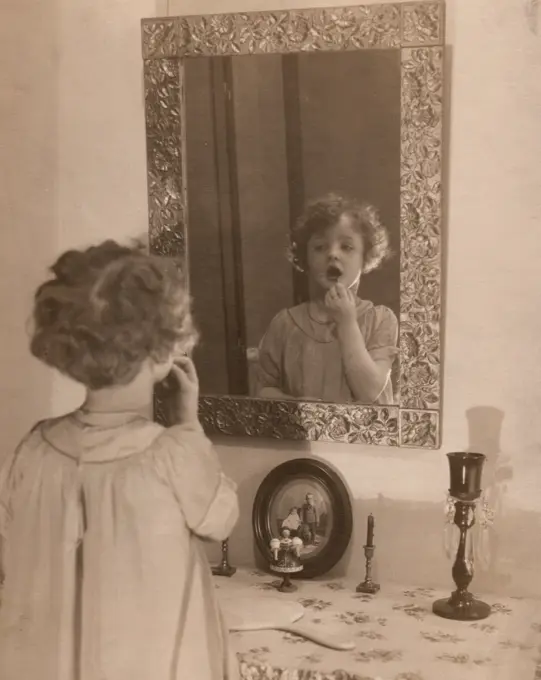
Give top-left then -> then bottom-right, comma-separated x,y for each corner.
252,458 -> 353,579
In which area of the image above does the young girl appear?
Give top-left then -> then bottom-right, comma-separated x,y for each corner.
0,241 -> 239,680
281,507 -> 301,535
256,193 -> 398,405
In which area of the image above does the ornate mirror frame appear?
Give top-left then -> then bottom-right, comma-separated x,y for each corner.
142,1 -> 445,449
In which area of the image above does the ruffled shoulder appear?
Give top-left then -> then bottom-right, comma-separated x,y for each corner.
0,423 -> 46,537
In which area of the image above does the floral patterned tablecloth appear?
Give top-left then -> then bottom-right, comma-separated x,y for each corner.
215,569 -> 541,680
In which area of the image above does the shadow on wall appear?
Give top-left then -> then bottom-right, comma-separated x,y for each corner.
221,461 -> 452,590
465,406 -> 514,593
207,406 -> 541,597
206,441 -> 451,590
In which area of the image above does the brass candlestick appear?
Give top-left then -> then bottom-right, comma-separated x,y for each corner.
356,514 -> 379,594
433,452 -> 491,621
212,539 -> 236,577
356,545 -> 380,594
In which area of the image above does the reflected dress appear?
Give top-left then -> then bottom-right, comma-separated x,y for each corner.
0,411 -> 239,680
256,299 -> 399,404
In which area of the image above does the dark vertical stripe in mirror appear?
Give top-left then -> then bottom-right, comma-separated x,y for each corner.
282,54 -> 308,305
210,57 -> 248,395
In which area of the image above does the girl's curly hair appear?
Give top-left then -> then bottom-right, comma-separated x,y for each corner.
30,240 -> 198,389
287,192 -> 392,274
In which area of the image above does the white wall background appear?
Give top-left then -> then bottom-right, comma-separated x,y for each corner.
1,0 -> 540,595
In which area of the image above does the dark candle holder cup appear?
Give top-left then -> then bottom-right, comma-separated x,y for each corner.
448,451 -> 485,502
433,452 -> 491,621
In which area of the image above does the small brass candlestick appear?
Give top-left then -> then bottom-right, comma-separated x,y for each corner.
357,513 -> 380,594
212,539 -> 236,577
356,545 -> 380,594
433,452 -> 491,621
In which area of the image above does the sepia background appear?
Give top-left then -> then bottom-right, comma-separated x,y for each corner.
1,0 -> 540,598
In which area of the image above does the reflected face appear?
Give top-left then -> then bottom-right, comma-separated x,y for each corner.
306,214 -> 364,292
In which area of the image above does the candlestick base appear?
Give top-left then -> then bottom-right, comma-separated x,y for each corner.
277,572 -> 298,593
356,580 -> 380,595
433,594 -> 491,621
270,564 -> 303,593
356,544 -> 379,595
211,539 -> 236,577
212,563 -> 237,578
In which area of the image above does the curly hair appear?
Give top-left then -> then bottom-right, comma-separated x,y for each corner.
30,240 -> 198,389
288,192 -> 392,275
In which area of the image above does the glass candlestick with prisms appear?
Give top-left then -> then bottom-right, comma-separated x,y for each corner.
434,452 -> 492,621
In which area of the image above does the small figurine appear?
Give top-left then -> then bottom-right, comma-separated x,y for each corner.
269,528 -> 303,592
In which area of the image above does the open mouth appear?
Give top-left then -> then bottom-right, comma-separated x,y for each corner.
326,264 -> 343,281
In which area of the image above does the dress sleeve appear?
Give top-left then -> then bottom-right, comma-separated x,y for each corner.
0,425 -> 40,539
366,306 -> 399,365
154,423 -> 239,542
255,311 -> 287,391
0,453 -> 14,540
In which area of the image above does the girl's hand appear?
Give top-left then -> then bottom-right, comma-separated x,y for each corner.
324,283 -> 357,325
168,355 -> 200,426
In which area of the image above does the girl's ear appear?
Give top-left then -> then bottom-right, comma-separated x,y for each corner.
150,356 -> 174,383
286,242 -> 305,273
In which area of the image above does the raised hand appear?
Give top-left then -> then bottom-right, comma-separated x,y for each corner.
167,355 -> 200,426
324,283 -> 357,326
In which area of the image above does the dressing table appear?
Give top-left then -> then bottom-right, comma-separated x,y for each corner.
216,569 -> 541,680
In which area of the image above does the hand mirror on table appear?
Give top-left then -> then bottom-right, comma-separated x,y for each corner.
219,595 -> 355,651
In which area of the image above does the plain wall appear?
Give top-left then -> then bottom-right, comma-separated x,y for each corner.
297,49 -> 401,314
1,0 -> 540,596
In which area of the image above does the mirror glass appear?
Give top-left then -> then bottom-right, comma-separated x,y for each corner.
185,50 -> 401,405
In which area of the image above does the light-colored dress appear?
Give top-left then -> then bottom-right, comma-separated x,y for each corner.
0,410 -> 239,680
256,299 -> 399,404
281,512 -> 301,531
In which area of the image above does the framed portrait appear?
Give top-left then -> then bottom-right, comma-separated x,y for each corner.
252,458 -> 353,578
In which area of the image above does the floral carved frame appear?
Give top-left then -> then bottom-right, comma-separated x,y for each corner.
142,1 -> 445,449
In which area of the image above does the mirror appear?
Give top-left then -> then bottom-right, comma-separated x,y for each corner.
142,2 -> 445,448
185,50 -> 401,405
